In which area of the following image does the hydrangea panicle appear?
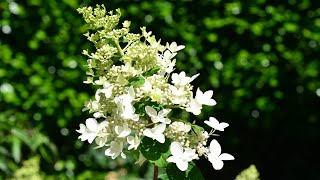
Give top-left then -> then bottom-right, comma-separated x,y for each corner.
77,4 -> 233,177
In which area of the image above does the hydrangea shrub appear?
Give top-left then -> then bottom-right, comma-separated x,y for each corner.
76,5 -> 234,179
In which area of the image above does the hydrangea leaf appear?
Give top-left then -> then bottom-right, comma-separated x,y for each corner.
142,66 -> 160,76
139,137 -> 170,161
133,98 -> 163,116
128,76 -> 145,87
166,162 -> 204,180
166,163 -> 188,180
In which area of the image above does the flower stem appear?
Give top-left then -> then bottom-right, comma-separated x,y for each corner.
153,165 -> 158,180
114,39 -> 124,57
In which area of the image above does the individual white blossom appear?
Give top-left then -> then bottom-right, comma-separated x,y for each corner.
95,136 -> 108,148
114,87 -> 139,121
186,98 -> 202,115
76,118 -> 108,144
143,123 -> 166,143
207,140 -> 234,170
204,117 -> 229,131
167,142 -> 198,171
105,141 -> 126,159
195,88 -> 217,106
157,50 -> 176,74
167,42 -> 185,53
115,122 -> 131,138
127,135 -> 140,150
171,71 -> 199,87
169,85 -> 189,105
145,106 -> 171,124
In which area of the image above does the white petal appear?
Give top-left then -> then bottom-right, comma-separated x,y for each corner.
153,123 -> 166,134
219,122 -> 229,129
143,129 -> 153,139
167,156 -> 178,163
158,109 -> 171,117
121,152 -> 126,159
186,99 -> 202,115
98,121 -> 109,131
170,142 -> 183,157
145,106 -> 157,118
128,86 -> 135,98
76,124 -> 86,133
175,45 -> 185,52
115,126 -> 122,135
86,118 -> 98,132
87,133 -> 96,144
183,148 -> 198,161
204,117 -> 219,129
189,73 -> 200,82
211,158 -> 224,170
209,140 -> 221,157
105,149 -> 112,156
195,88 -> 203,98
162,118 -> 171,124
219,153 -> 234,160
176,160 -> 188,171
203,90 -> 213,99
127,136 -> 134,144
205,99 -> 217,106
95,89 -> 101,101
93,112 -> 103,118
155,134 -> 165,143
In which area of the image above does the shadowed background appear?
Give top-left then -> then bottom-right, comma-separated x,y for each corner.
1,0 -> 319,179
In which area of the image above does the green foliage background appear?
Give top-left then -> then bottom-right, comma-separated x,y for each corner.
1,0 -> 319,179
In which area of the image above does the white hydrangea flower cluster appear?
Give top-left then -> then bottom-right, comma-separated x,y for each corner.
77,5 -> 233,172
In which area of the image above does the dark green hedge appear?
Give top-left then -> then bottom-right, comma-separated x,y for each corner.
1,0 -> 319,179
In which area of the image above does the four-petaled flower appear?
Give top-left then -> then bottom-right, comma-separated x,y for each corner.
207,140 -> 234,170
195,88 -> 216,106
76,118 -> 108,144
204,117 -> 229,131
143,123 -> 166,143
105,141 -> 126,159
127,135 -> 140,150
115,122 -> 131,138
171,71 -> 199,87
167,142 -> 198,171
167,42 -> 185,53
145,106 -> 171,124
186,88 -> 217,115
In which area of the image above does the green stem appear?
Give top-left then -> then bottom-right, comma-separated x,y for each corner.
114,39 -> 124,57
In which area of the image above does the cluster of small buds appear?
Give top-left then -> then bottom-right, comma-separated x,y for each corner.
165,122 -> 191,147
77,5 -> 234,172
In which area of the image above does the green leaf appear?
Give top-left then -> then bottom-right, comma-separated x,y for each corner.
158,173 -> 169,180
12,138 -> 21,163
166,163 -> 188,180
0,159 -> 9,173
166,162 -> 205,180
142,66 -> 160,76
11,128 -> 32,149
139,137 -> 170,161
0,146 -> 9,156
128,76 -> 145,87
150,152 -> 170,168
186,163 -> 205,180
190,124 -> 204,135
133,98 -> 163,116
30,133 -> 49,152
124,149 -> 140,160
